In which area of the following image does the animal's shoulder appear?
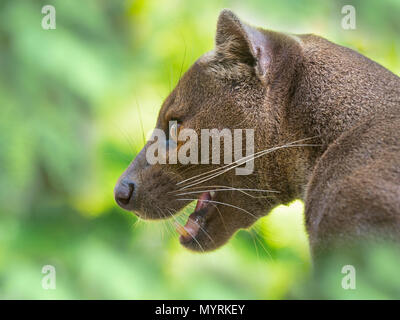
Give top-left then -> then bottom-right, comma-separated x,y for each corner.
304,109 -> 400,245
309,107 -> 400,188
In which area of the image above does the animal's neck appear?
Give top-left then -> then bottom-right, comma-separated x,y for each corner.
272,35 -> 400,203
294,35 -> 400,146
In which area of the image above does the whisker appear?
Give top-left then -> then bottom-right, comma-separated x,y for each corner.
168,206 -> 216,245
173,188 -> 278,199
162,207 -> 178,239
178,37 -> 187,82
250,228 -> 274,262
135,98 -> 146,147
175,198 -> 258,220
169,185 -> 279,195
164,206 -> 206,252
179,142 -> 322,190
176,136 -> 319,187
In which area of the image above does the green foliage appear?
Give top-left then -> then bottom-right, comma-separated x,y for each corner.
0,0 -> 399,299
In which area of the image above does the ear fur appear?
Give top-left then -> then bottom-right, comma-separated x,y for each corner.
215,9 -> 271,78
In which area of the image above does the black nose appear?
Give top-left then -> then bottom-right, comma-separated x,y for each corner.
114,179 -> 136,210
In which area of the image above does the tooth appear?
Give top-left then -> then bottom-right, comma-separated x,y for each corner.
210,191 -> 216,198
175,222 -> 189,237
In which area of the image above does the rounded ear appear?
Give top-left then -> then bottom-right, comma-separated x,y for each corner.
215,9 -> 271,78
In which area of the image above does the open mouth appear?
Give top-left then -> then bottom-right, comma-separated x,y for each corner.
175,191 -> 217,244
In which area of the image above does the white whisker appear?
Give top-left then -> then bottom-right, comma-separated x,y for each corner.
179,143 -> 321,190
174,188 -> 278,199
176,136 -> 319,187
176,198 -> 259,220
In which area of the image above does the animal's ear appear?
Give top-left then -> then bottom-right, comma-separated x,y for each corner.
215,9 -> 271,78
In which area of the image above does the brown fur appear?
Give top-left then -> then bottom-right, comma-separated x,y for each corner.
115,10 -> 400,258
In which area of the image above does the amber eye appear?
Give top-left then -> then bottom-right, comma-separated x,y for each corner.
169,122 -> 180,142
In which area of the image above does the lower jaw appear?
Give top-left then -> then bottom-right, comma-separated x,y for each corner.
179,206 -> 216,246
175,191 -> 217,247
178,222 -> 215,252
179,216 -> 229,252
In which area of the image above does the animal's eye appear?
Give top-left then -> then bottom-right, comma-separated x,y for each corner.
169,122 -> 180,142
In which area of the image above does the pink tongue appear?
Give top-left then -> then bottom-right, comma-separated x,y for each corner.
179,192 -> 211,243
194,192 -> 211,212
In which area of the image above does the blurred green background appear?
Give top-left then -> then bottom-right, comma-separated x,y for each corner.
0,0 -> 399,299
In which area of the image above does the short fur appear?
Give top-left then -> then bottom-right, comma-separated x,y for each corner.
115,10 -> 400,259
